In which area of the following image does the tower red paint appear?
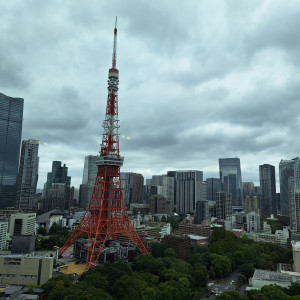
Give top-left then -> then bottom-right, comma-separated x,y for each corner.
59,18 -> 148,269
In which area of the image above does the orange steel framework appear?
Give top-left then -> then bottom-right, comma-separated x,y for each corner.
59,18 -> 148,269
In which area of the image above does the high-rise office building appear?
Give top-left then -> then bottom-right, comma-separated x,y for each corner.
79,155 -> 98,208
244,196 -> 259,214
167,170 -> 203,213
150,175 -> 174,210
289,159 -> 300,233
259,164 -> 276,216
279,159 -> 297,216
195,200 -> 209,224
120,172 -> 144,205
44,161 -> 72,212
121,172 -> 134,206
45,161 -> 71,196
219,158 -> 243,209
149,194 -> 172,215
131,173 -> 144,204
0,93 -> 24,208
216,192 -> 232,220
243,182 -> 255,197
206,178 -> 221,201
16,139 -> 39,211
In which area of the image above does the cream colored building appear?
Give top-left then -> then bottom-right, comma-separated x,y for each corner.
0,253 -> 53,285
9,213 -> 36,237
292,241 -> 300,273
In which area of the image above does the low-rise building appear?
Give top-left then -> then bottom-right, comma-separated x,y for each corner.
162,234 -> 191,259
178,223 -> 211,237
0,253 -> 54,285
249,269 -> 300,289
188,234 -> 209,248
246,230 -> 289,248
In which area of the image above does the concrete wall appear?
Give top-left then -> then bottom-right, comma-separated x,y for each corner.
0,255 -> 53,285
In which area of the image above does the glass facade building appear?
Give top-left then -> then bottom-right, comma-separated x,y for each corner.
45,161 -> 71,197
0,93 -> 24,208
167,170 -> 203,213
279,159 -> 296,216
219,158 -> 243,209
206,178 -> 221,201
259,164 -> 276,216
16,139 -> 39,211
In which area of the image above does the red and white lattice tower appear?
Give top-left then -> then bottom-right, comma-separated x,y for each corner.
59,18 -> 148,269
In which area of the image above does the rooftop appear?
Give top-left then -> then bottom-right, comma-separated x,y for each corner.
188,234 -> 208,240
252,269 -> 300,283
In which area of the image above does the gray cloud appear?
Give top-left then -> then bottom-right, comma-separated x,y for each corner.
1,0 -> 300,189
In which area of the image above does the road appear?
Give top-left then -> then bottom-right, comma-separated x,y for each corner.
205,271 -> 242,298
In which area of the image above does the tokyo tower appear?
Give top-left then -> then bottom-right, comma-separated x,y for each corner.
59,18 -> 148,269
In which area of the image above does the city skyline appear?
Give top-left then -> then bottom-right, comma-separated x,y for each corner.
1,1 -> 300,189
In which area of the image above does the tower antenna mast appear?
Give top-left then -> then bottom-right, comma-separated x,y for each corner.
59,18 -> 148,269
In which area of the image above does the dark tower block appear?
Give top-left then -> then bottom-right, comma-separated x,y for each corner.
59,19 -> 147,269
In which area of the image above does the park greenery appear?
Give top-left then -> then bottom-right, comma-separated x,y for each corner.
35,224 -> 71,251
261,215 -> 290,234
39,227 -> 295,299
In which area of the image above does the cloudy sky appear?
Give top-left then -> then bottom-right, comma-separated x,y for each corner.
1,0 -> 300,189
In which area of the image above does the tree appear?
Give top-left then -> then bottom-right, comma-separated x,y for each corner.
65,282 -> 112,300
164,248 -> 176,258
141,287 -> 158,300
82,272 -> 108,290
37,226 -> 47,236
42,274 -> 71,296
101,260 -> 132,287
244,289 -> 267,300
186,252 -> 202,265
112,274 -> 147,300
209,254 -> 232,278
215,291 -> 242,299
193,264 -> 207,288
151,243 -> 167,258
261,285 -> 291,300
239,263 -> 255,279
286,282 -> 300,296
133,254 -> 166,276
47,280 -> 68,300
232,251 -> 245,269
49,223 -> 70,236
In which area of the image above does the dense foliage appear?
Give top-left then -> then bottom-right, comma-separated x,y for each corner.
262,215 -> 290,234
209,228 -> 292,272
41,250 -> 208,300
36,224 -> 71,251
40,228 -> 294,299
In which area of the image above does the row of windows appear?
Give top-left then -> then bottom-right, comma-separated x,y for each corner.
0,274 -> 37,278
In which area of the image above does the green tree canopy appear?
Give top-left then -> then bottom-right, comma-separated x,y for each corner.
215,291 -> 242,299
